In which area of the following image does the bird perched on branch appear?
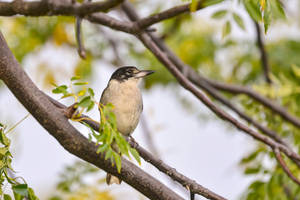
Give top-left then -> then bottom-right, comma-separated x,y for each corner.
100,66 -> 154,185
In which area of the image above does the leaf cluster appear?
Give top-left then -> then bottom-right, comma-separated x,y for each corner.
0,124 -> 39,200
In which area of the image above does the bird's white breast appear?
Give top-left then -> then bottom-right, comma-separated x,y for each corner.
100,79 -> 143,136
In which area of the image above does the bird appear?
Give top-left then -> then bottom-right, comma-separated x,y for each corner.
100,66 -> 154,185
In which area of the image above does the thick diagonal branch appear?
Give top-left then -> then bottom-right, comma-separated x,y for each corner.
0,31 -> 184,200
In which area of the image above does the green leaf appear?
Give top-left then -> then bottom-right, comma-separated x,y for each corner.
87,102 -> 95,112
88,88 -> 94,97
105,148 -> 113,160
0,147 -> 8,158
222,21 -> 231,38
71,76 -> 81,81
4,194 -> 12,200
0,132 -> 10,146
28,187 -> 39,200
96,144 -> 108,154
244,167 -> 261,174
244,0 -> 262,21
61,93 -> 74,99
130,148 -> 141,165
113,152 -> 122,173
74,82 -> 89,85
211,10 -> 228,19
52,85 -> 68,95
12,184 -> 28,197
263,0 -> 272,33
272,0 -> 285,18
203,0 -> 224,7
77,96 -> 91,108
240,149 -> 261,164
233,13 -> 245,30
106,129 -> 114,144
115,133 -> 129,157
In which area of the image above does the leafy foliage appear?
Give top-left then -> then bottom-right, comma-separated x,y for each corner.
0,123 -> 39,200
242,0 -> 286,33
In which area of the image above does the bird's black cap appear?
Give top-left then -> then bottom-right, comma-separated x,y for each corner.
110,66 -> 154,82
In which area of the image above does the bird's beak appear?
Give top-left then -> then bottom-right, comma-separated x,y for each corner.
135,70 -> 155,78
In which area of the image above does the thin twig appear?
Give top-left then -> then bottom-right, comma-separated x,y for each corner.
133,1 -> 204,30
273,148 -> 300,186
6,113 -> 30,134
254,22 -> 272,84
75,16 -> 87,59
190,192 -> 195,200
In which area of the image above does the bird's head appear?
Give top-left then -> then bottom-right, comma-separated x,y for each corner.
110,66 -> 154,82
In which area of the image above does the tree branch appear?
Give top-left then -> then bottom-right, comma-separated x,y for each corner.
0,0 -> 123,16
202,78 -> 300,129
75,16 -> 87,59
255,22 -> 272,84
86,13 -> 136,33
274,148 -> 300,186
0,31 -> 184,200
133,1 -> 204,30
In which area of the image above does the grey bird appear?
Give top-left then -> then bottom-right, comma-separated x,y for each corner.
100,66 -> 154,185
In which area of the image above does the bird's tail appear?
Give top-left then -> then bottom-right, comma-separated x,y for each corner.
106,173 -> 122,185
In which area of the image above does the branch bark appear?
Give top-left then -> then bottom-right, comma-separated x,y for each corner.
0,31 -> 184,200
0,0 -> 123,16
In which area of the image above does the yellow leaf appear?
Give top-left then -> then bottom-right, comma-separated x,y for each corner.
78,88 -> 87,96
190,0 -> 198,12
292,64 -> 300,78
53,24 -> 69,46
260,0 -> 266,11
